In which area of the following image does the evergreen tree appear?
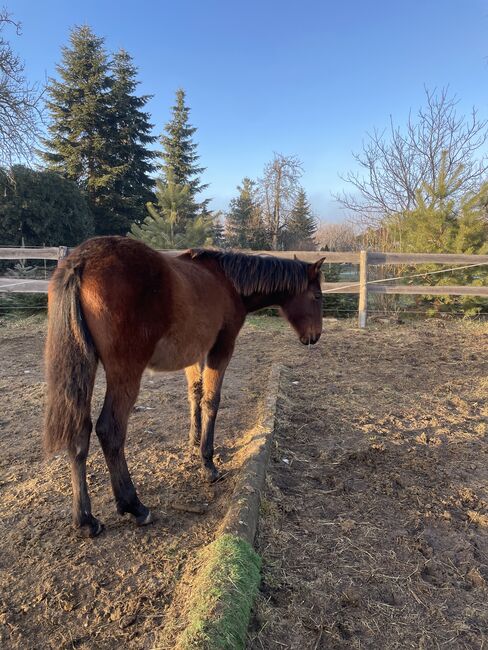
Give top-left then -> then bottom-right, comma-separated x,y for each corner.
453,188 -> 488,314
160,88 -> 208,218
129,170 -> 214,249
41,26 -> 123,234
284,188 -> 317,250
225,178 -> 256,248
397,153 -> 488,313
0,165 -> 93,246
109,49 -> 158,227
454,188 -> 488,255
225,178 -> 270,249
399,153 -> 463,254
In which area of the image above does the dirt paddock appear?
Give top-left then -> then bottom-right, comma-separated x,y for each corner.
1,316 -> 487,649
249,318 -> 488,649
0,316 -> 276,649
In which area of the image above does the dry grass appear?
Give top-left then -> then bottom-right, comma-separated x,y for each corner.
0,320 -> 277,649
2,316 -> 487,649
249,319 -> 488,649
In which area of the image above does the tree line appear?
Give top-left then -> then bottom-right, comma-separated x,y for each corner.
1,13 -> 487,314
0,20 -> 318,251
334,87 -> 488,255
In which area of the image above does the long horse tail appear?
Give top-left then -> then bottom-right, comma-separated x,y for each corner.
43,257 -> 98,455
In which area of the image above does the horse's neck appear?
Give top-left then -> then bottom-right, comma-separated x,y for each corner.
242,290 -> 288,313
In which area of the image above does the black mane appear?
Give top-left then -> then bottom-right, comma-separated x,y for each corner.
189,249 -> 309,296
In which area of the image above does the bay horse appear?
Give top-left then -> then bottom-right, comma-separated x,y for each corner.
44,236 -> 325,537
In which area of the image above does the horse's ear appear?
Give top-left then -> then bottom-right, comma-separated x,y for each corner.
308,256 -> 326,278
293,254 -> 298,260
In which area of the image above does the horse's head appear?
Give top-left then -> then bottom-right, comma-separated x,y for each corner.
281,257 -> 325,346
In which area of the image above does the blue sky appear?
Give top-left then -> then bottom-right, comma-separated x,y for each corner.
7,0 -> 488,221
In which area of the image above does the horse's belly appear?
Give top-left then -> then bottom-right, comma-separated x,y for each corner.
147,334 -> 210,372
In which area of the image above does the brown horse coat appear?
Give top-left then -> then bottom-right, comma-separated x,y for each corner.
44,236 -> 324,537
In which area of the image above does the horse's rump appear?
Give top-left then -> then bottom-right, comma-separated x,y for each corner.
47,236 -> 239,383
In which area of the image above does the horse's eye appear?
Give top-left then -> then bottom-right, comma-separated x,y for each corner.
314,293 -> 322,300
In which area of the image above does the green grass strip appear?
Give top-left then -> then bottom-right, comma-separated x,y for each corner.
176,534 -> 262,650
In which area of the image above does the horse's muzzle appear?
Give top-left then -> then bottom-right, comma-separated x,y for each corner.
300,334 -> 320,345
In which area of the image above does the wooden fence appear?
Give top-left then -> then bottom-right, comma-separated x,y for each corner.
1,246 -> 488,328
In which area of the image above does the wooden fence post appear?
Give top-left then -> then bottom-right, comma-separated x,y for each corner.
57,246 -> 68,266
358,250 -> 368,329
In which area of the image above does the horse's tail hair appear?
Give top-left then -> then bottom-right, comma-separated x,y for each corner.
43,259 -> 98,455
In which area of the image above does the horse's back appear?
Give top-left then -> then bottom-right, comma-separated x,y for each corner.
59,237 -> 241,373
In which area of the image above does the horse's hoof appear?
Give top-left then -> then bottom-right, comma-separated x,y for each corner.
188,443 -> 200,456
134,508 -> 154,527
75,515 -> 104,538
202,465 -> 221,484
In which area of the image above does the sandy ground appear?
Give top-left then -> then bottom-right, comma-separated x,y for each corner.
2,316 -> 488,649
0,316 -> 278,649
248,319 -> 488,649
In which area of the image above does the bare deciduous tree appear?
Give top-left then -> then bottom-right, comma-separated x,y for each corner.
0,11 -> 42,169
336,87 -> 488,228
259,152 -> 303,249
315,221 -> 360,251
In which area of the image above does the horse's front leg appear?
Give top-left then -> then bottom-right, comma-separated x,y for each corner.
200,335 -> 235,483
185,362 -> 204,450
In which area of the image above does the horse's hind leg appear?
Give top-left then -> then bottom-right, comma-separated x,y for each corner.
95,373 -> 152,526
200,331 -> 235,483
185,361 -> 204,449
68,420 -> 103,537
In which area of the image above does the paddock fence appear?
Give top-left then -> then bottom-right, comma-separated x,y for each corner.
1,246 -> 488,328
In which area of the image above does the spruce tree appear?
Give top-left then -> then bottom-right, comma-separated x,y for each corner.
225,178 -> 269,249
130,171 -> 191,248
160,88 -> 208,217
455,188 -> 488,255
399,153 -> 463,254
109,49 -> 157,227
225,178 -> 256,248
284,188 -> 317,250
129,170 -> 213,249
41,26 -> 122,234
0,165 -> 93,246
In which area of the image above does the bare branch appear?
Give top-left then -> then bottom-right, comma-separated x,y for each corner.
258,152 -> 303,249
335,87 -> 488,229
315,221 -> 360,251
0,10 -> 43,169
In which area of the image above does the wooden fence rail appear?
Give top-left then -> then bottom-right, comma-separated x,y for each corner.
1,246 -> 487,328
